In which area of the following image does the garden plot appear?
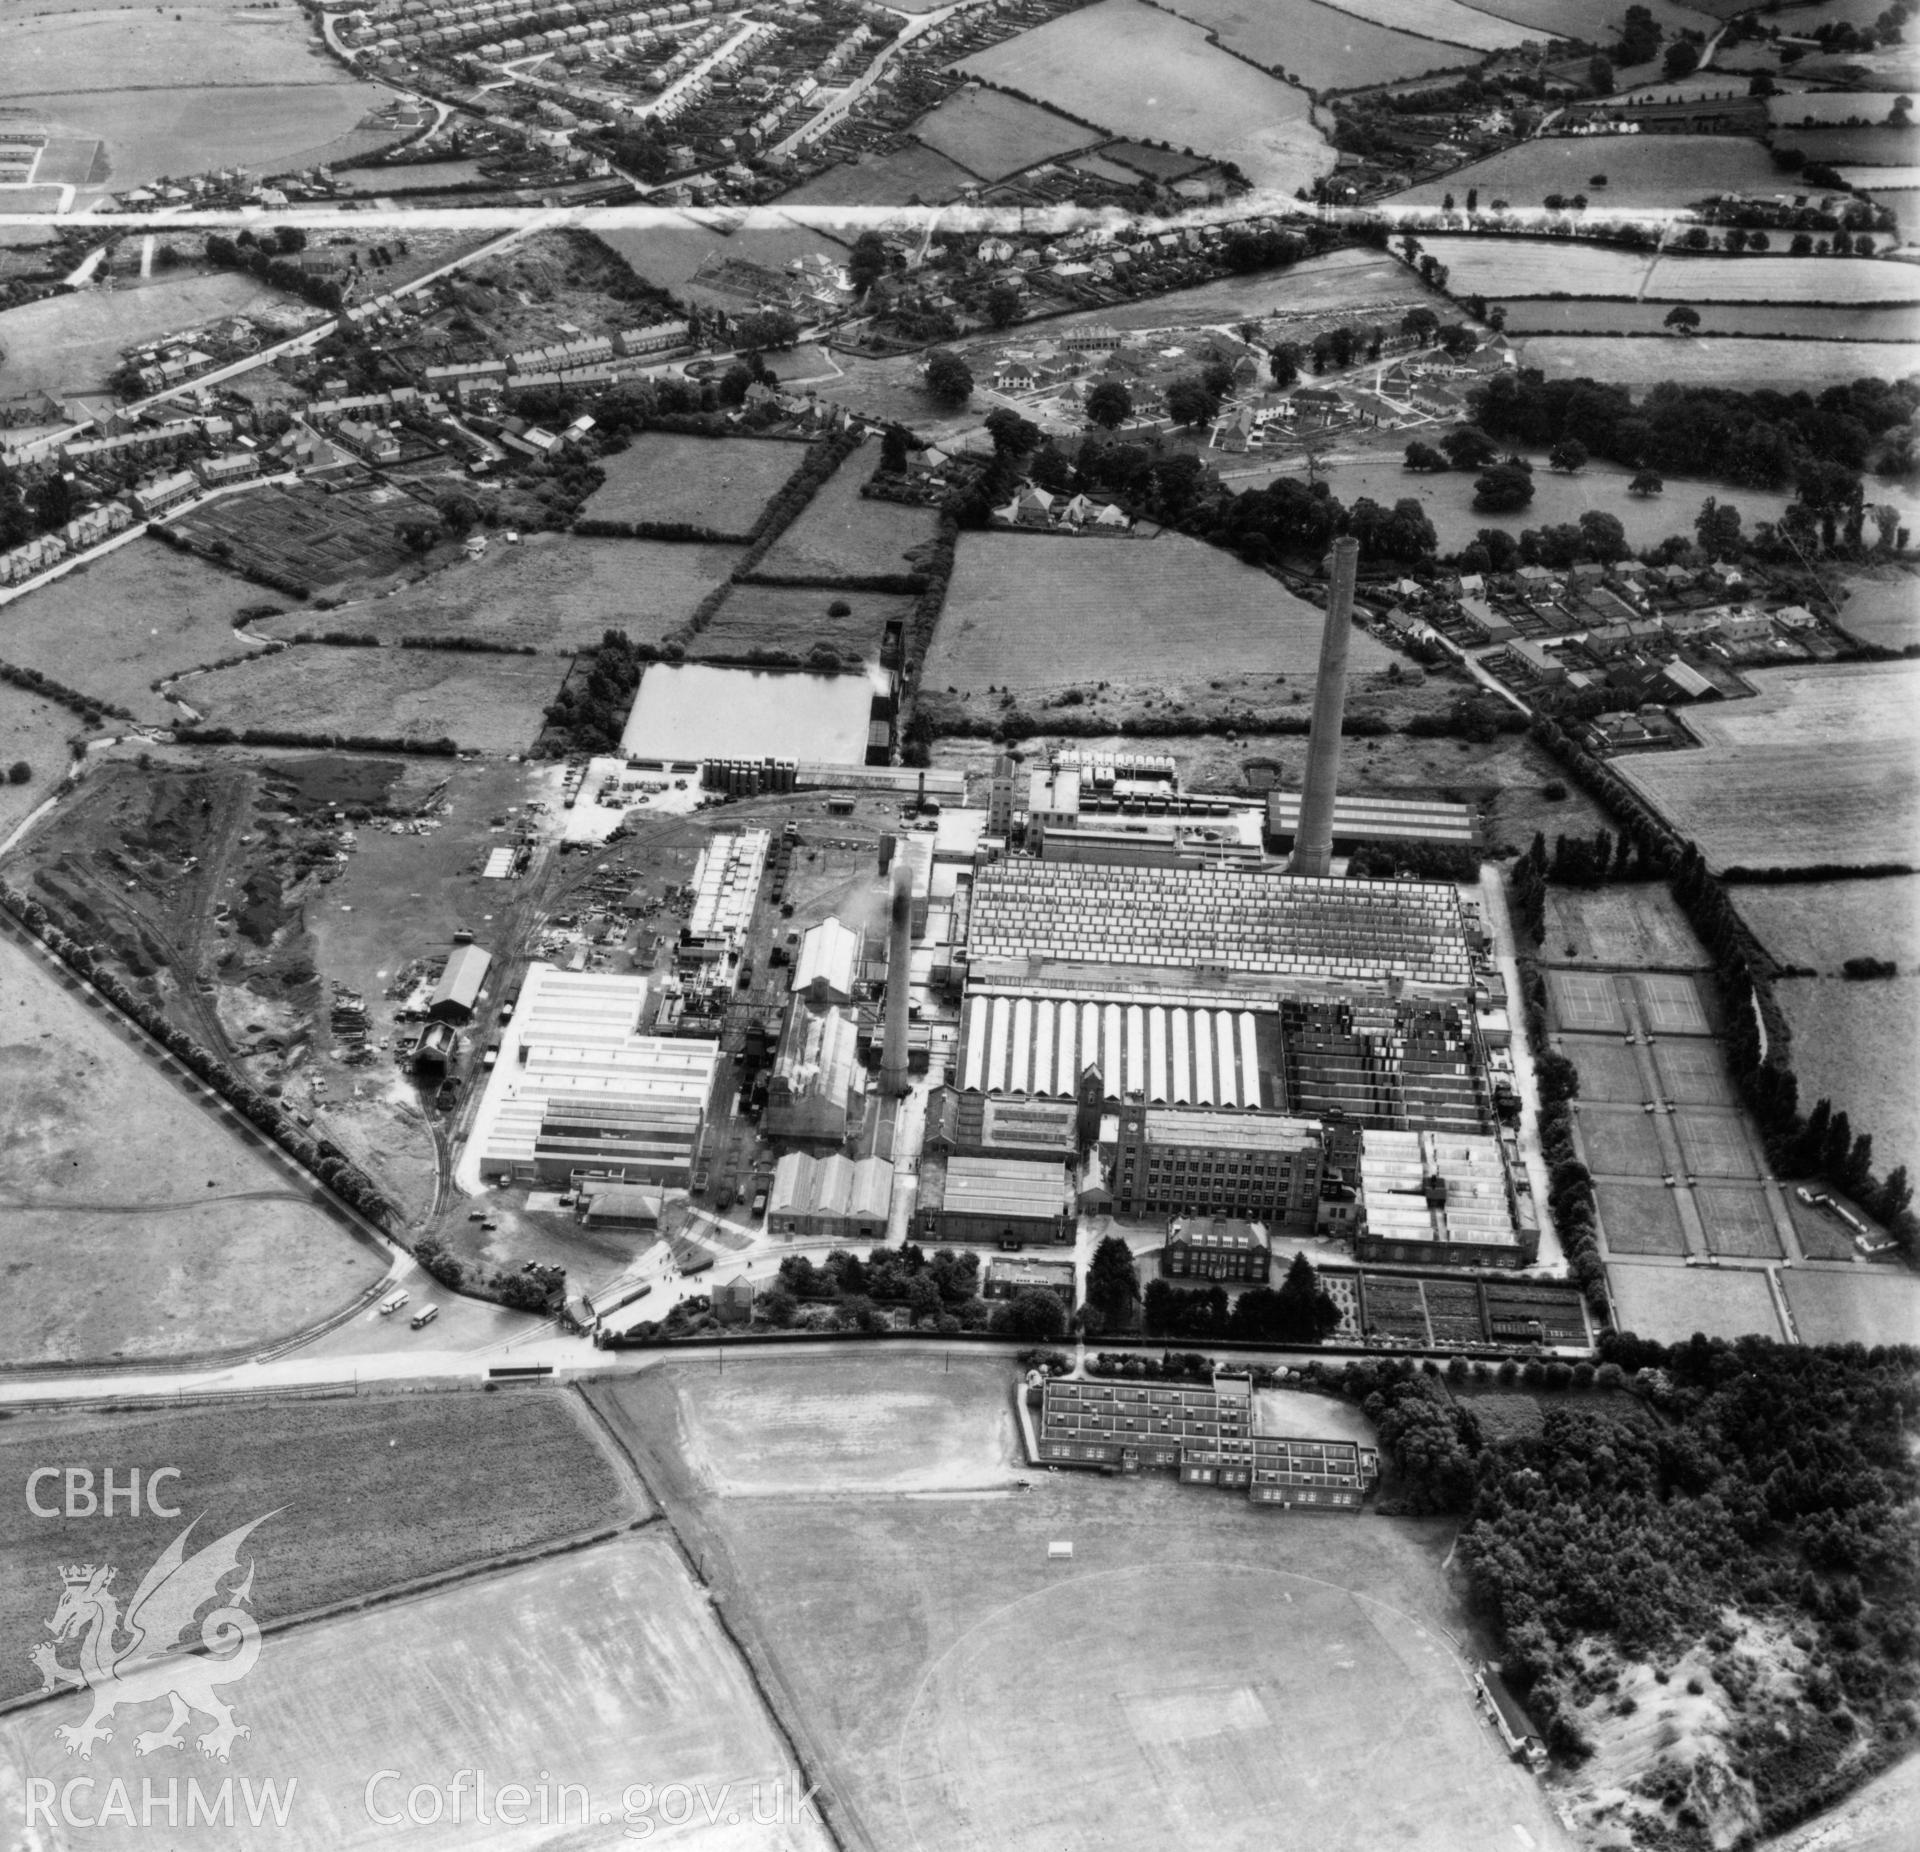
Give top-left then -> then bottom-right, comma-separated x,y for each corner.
258,535 -> 742,652
1561,1034 -> 1650,1104
752,448 -> 940,582
1543,884 -> 1710,969
1608,1260 -> 1783,1343
584,433 -> 809,537
954,0 -> 1331,195
1653,1041 -> 1735,1108
1675,1109 -> 1762,1180
1596,1181 -> 1689,1255
912,86 -> 1104,181
1155,0 -> 1486,90
188,646 -> 564,753
1697,1185 -> 1783,1259
1548,968 -> 1628,1033
1389,135 -> 1779,210
924,527 -> 1391,698
1636,973 -> 1713,1036
1619,662 -> 1920,872
1576,1104 -> 1668,1176
1782,1268 -> 1920,1348
1513,334 -> 1920,390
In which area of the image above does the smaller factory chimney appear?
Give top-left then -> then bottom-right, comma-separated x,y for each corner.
1290,534 -> 1360,880
880,854 -> 914,1096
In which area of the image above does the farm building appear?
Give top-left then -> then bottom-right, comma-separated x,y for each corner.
429,944 -> 493,1024
576,1182 -> 663,1228
766,1151 -> 894,1241
764,1000 -> 865,1142
1354,1129 -> 1526,1268
472,963 -> 721,1187
792,915 -> 860,1005
984,1253 -> 1076,1301
916,1153 -> 1077,1246
1161,1216 -> 1271,1283
1109,1098 -> 1325,1228
1262,792 -> 1477,856
924,1087 -> 1087,1162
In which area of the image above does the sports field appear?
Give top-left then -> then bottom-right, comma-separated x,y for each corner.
1390,134 -> 1780,210
1548,968 -> 1628,1034
1696,1185 -> 1783,1259
1609,1259 -> 1783,1343
1513,333 -> 1920,390
1674,1109 -> 1760,1179
1783,1268 -> 1920,1348
1560,1035 -> 1648,1104
1635,973 -> 1714,1036
1652,1041 -> 1736,1108
189,646 -> 565,752
0,1533 -> 824,1852
585,433 -> 809,537
592,1362 -> 1570,1852
0,537 -> 275,724
1619,662 -> 1920,872
954,0 -> 1331,194
1576,1104 -> 1667,1177
1155,0 -> 1485,90
751,447 -> 940,583
1542,884 -> 1710,969
0,932 -> 386,1368
911,86 -> 1101,181
924,528 -> 1392,698
1596,1180 -> 1689,1255
256,535 -> 743,653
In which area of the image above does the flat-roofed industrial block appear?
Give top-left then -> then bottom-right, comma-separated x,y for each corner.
917,1152 -> 1076,1245
473,963 -> 719,1186
685,829 -> 770,954
926,1088 -> 1082,1161
429,942 -> 493,1023
793,915 -> 861,1005
767,1151 -> 894,1242
959,988 -> 1278,1107
1354,1128 -> 1524,1266
1264,790 -> 1477,851
964,864 -> 1472,988
1280,995 -> 1489,1134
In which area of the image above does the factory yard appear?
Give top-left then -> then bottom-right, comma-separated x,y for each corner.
187,645 -> 566,752
1619,662 -> 1920,873
954,0 -> 1332,196
0,931 -> 386,1368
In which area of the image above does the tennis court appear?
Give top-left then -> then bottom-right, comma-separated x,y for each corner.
1697,1185 -> 1784,1259
1562,1035 -> 1648,1105
1575,1104 -> 1667,1177
1549,969 -> 1627,1034
1676,1109 -> 1764,1179
1637,974 -> 1714,1036
1596,1181 -> 1689,1256
1653,1041 -> 1736,1107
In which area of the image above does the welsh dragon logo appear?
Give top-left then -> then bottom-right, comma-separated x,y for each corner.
30,1515 -> 273,1763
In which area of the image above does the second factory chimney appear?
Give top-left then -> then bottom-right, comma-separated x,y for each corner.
879,853 -> 913,1096
1289,534 -> 1360,880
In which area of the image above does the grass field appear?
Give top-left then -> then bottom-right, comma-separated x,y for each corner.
1775,125 -> 1920,166
1304,0 -> 1520,48
780,143 -> 979,206
1697,1184 -> 1783,1259
694,582 -> 913,663
1774,974 -> 1920,1180
1460,0 -> 1720,34
751,447 -> 940,583
1786,1191 -> 1865,1261
1496,299 -> 1919,341
0,933 -> 386,1366
1155,0 -> 1486,91
1418,236 -> 1920,304
589,1361 -> 1569,1852
1391,135 -> 1780,210
585,433 -> 809,537
1733,876 -> 1920,972
911,86 -> 1101,180
1619,662 -> 1920,873
954,0 -> 1331,194
1834,566 -> 1920,649
1542,883 -> 1710,969
0,1390 -> 637,1706
1609,1260 -> 1783,1342
1513,333 -> 1920,390
0,538 -> 275,725
0,682 -> 80,841
1770,92 -> 1916,126
0,1532 -> 824,1852
1561,1034 -> 1649,1103
1596,1180 -> 1689,1254
0,270 -> 301,400
924,528 -> 1392,698
188,646 -> 565,752
259,534 -> 741,653
1782,1267 -> 1920,1348
1576,1103 -> 1668,1176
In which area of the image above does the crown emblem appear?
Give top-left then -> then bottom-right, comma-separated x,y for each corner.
60,1564 -> 109,1588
